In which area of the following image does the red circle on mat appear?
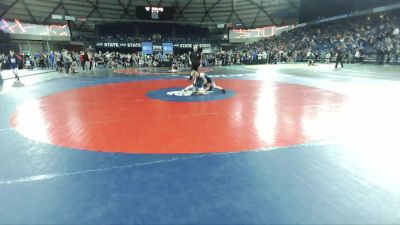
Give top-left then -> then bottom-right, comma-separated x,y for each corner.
10,80 -> 346,154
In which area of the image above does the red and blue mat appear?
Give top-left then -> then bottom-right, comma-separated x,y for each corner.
0,67 -> 399,224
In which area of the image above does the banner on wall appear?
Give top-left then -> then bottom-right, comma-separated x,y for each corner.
173,43 -> 211,49
0,19 -> 70,37
153,45 -> 162,52
141,42 -> 153,54
96,42 -> 142,48
229,26 -> 275,42
95,42 -> 212,51
162,43 -> 173,54
0,18 -> 71,41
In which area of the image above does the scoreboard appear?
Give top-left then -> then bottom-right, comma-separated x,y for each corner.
229,26 -> 275,42
136,6 -> 174,20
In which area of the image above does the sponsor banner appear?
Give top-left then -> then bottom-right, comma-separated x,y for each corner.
96,42 -> 141,48
153,45 -> 162,52
96,42 -> 212,50
102,42 -> 119,48
142,42 -> 153,54
202,48 -> 212,54
173,43 -> 212,49
229,26 -> 275,41
0,18 -> 70,37
162,43 -> 173,54
127,43 -> 141,47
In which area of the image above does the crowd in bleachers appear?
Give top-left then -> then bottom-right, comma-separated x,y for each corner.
2,11 -> 399,76
13,50 -> 198,74
98,35 -> 212,44
228,12 -> 400,65
90,12 -> 400,68
95,23 -> 213,44
22,50 -> 237,73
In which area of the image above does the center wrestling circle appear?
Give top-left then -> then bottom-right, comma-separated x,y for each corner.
10,79 -> 346,154
147,87 -> 235,102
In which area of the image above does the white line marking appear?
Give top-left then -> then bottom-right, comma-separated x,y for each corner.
0,140 -> 332,186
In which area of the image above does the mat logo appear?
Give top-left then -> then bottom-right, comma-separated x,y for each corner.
166,90 -> 214,97
166,90 -> 192,96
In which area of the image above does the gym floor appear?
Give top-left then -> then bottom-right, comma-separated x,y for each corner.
0,64 -> 399,224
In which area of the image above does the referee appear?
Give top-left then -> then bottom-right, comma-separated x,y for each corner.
335,46 -> 344,69
188,45 -> 202,80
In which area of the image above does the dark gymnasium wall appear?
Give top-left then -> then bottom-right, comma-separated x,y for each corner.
0,30 -> 19,53
299,0 -> 400,23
